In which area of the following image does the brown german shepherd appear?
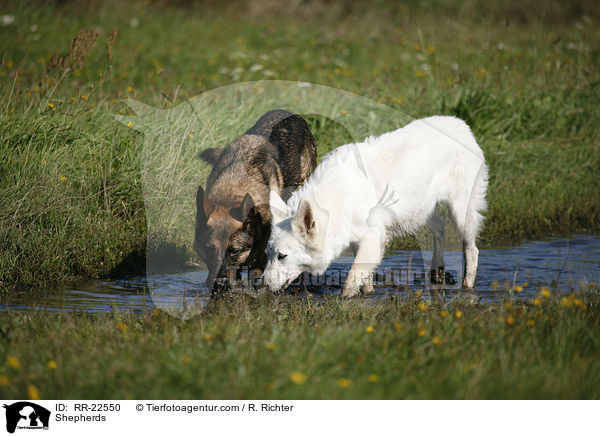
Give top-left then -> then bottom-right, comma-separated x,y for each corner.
194,110 -> 317,290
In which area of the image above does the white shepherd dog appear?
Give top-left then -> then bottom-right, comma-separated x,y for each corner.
263,116 -> 488,297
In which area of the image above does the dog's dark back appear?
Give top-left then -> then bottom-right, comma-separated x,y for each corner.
195,110 -> 317,289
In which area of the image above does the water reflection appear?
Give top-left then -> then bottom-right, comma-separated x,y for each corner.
1,235 -> 598,314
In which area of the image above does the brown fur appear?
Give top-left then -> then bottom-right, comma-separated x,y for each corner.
194,110 -> 317,290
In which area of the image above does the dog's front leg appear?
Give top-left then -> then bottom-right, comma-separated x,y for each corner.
342,232 -> 383,297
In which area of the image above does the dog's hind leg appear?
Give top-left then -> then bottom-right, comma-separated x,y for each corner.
426,214 -> 446,285
342,232 -> 382,297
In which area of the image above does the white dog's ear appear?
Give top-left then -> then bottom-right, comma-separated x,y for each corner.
269,190 -> 287,224
293,198 -> 316,238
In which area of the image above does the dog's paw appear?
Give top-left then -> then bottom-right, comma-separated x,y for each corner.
361,281 -> 374,294
341,285 -> 360,298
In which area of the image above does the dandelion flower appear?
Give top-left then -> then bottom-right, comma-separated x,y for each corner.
60,176 -> 67,181
126,86 -> 134,93
6,356 -> 20,370
27,384 -> 41,401
393,322 -> 402,331
527,320 -> 535,326
417,302 -> 427,311
506,316 -> 515,325
426,45 -> 436,54
432,336 -> 442,345
418,328 -> 426,337
440,310 -> 449,317
540,287 -> 551,298
561,297 -> 571,307
455,311 -> 462,319
336,378 -> 352,388
365,326 -> 374,333
183,356 -> 191,364
368,374 -> 380,383
0,375 -> 9,386
47,360 -> 57,370
116,322 -> 128,332
514,285 -> 523,293
415,69 -> 427,77
204,333 -> 213,341
533,298 -> 542,306
267,342 -> 276,350
491,281 -> 499,290
289,371 -> 306,384
476,68 -> 488,78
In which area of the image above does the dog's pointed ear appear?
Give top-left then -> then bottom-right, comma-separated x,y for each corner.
230,193 -> 255,222
198,148 -> 222,165
270,190 -> 287,224
196,186 -> 208,223
293,198 -> 316,237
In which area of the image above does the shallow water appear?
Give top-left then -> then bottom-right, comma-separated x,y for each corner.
1,235 -> 599,316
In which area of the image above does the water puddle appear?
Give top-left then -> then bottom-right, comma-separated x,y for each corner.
1,235 -> 598,315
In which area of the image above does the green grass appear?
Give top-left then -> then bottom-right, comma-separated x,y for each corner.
1,290 -> 599,399
1,0 -> 599,290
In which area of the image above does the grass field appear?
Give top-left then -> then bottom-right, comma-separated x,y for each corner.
1,290 -> 599,399
0,0 -> 599,291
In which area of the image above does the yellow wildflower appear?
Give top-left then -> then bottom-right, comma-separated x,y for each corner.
126,86 -> 134,93
574,299 -> 583,307
418,328 -> 426,337
289,371 -> 307,384
60,176 -> 67,181
533,298 -> 542,306
506,316 -> 515,325
27,384 -> 41,401
415,69 -> 427,77
204,333 -> 213,341
417,302 -> 427,311
476,68 -> 488,78
514,285 -> 523,293
127,121 -> 133,127
432,336 -> 442,345
426,45 -> 436,54
440,310 -> 449,317
81,95 -> 87,100
116,322 -> 128,332
368,374 -> 380,383
455,311 -> 462,319
561,297 -> 571,307
6,356 -> 20,370
527,319 -> 535,326
183,356 -> 191,364
540,287 -> 551,298
491,281 -> 499,290
365,326 -> 374,333
267,342 -> 276,350
336,378 -> 352,388
0,375 -> 9,386
47,360 -> 57,370
393,322 -> 402,331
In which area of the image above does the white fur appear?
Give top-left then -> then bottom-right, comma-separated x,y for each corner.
263,116 -> 488,296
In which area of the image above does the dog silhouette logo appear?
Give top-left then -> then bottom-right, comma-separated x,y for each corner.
3,402 -> 50,434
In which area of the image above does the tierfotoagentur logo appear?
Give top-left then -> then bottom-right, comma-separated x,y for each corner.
116,80 -> 485,319
3,402 -> 50,434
